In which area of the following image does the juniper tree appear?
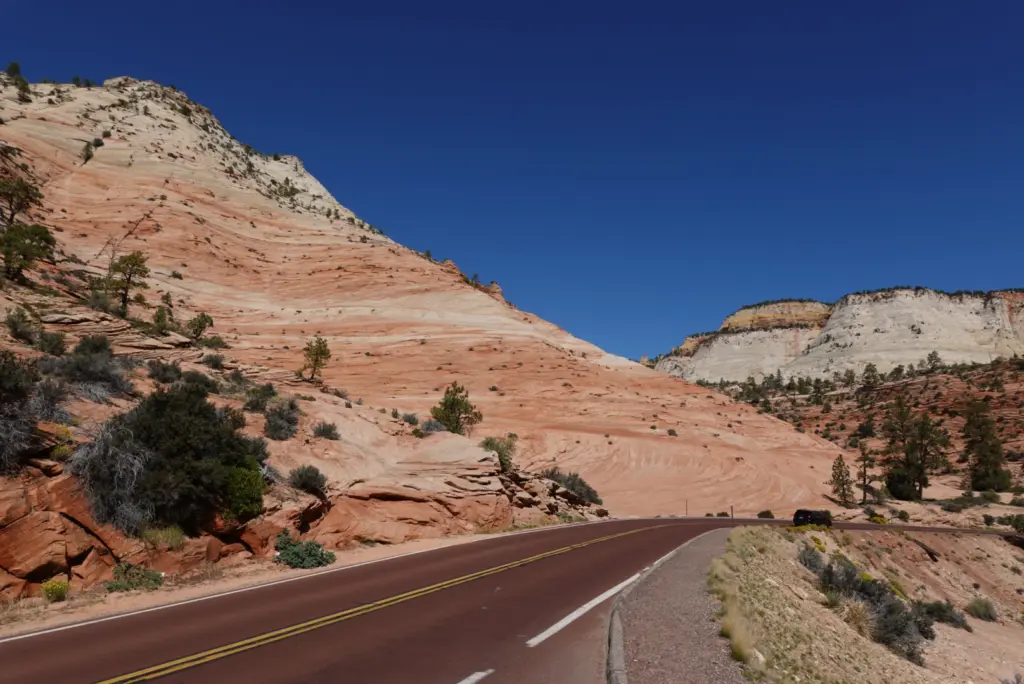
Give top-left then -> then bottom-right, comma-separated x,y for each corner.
828,454 -> 855,505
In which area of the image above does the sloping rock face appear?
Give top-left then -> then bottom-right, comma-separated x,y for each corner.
657,290 -> 1024,383
0,72 -> 840,570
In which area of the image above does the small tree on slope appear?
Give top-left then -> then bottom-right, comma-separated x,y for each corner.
828,454 -> 855,506
430,382 -> 482,436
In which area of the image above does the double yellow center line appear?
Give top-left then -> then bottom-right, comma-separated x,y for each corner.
98,527 -> 650,683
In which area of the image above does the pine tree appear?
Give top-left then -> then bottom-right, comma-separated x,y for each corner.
430,382 -> 482,436
862,363 -> 881,388
108,251 -> 150,316
301,335 -> 331,380
962,400 -> 1011,492
828,455 -> 855,505
882,394 -> 949,500
855,443 -> 878,504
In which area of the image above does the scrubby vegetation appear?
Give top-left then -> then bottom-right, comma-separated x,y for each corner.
106,562 -> 163,592
42,578 -> 69,603
312,420 -> 339,440
0,350 -> 71,472
479,433 -> 518,473
274,531 -> 335,569
288,464 -> 328,498
538,467 -> 602,505
39,334 -> 134,402
300,334 -> 330,380
147,359 -> 182,384
69,382 -> 269,534
263,397 -> 300,440
799,544 -> 937,663
243,382 -> 277,412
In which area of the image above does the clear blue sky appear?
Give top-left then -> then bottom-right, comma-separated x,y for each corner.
7,1 -> 1024,359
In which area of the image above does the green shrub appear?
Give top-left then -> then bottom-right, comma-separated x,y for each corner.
479,433 -> 517,473
181,370 -> 219,394
916,600 -> 972,632
140,525 -> 185,550
411,428 -> 424,438
965,597 -> 997,622
170,270 -> 183,280
69,383 -> 268,533
980,490 -> 1001,503
147,359 -> 182,384
895,509 -> 910,522
312,421 -> 339,440
243,383 -> 277,412
402,412 -> 418,426
42,578 -> 69,602
539,467 -> 602,504
1,224 -> 55,281
4,307 -> 35,342
226,467 -> 265,520
716,511 -> 730,517
274,530 -> 335,569
106,562 -> 163,592
667,428 -> 678,436
186,312 -> 214,340
46,334 -> 134,400
984,514 -> 995,526
756,510 -> 774,519
288,464 -> 328,498
36,330 -> 66,356
420,418 -> 446,434
391,408 -> 399,419
264,398 -> 299,440
197,335 -> 227,349
201,354 -> 224,370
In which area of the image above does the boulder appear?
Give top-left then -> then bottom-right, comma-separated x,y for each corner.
0,567 -> 28,599
70,548 -> 115,589
0,482 -> 30,527
26,458 -> 64,477
0,511 -> 68,578
513,491 -> 538,508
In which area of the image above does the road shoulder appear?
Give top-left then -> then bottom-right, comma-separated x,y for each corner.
610,527 -> 745,684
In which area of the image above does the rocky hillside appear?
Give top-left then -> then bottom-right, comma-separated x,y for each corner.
0,71 -> 842,598
656,289 -> 1024,383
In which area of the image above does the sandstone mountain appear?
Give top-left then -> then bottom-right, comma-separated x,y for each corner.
655,289 -> 1024,384
1,73 -> 841,596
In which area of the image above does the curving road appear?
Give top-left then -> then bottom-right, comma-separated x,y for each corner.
0,518 -> 1008,684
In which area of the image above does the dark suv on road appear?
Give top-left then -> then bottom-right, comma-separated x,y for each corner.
793,509 -> 832,527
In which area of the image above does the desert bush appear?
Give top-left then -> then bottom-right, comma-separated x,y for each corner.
243,383 -> 277,412
289,464 -> 328,498
68,383 -> 268,533
965,597 -> 997,622
894,509 -> 910,522
106,562 -> 163,592
55,335 -> 133,398
798,544 -> 825,573
36,330 -> 66,356
756,510 -> 774,519
716,511 -> 730,517
402,412 -> 418,426
147,359 -> 182,384
538,466 -> 602,504
186,312 -> 213,340
42,578 -> 69,603
813,554 -> 935,663
274,530 -> 335,569
411,428 -> 424,438
420,418 -> 446,434
199,356 -> 224,370
264,397 -> 300,440
4,307 -> 35,342
312,420 -> 339,440
0,351 -> 40,471
980,490 -> 1001,503
667,428 -> 678,436
170,270 -> 183,280
226,467 -> 265,520
839,598 -> 873,636
480,433 -> 517,473
916,600 -> 972,632
28,378 -> 70,423
181,370 -> 219,394
140,525 -> 185,550
197,335 -> 227,349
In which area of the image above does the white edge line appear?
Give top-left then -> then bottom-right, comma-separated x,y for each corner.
525,572 -> 641,648
455,669 -> 495,684
0,517 -> 622,645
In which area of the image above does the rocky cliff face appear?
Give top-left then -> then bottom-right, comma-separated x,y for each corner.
0,74 -> 842,596
658,289 -> 1024,383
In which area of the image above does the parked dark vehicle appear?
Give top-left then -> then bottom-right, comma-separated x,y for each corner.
793,509 -> 832,527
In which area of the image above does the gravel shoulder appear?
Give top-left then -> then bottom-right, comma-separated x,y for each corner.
614,528 -> 745,684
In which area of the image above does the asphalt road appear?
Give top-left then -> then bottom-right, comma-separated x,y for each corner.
0,517 -> 1006,684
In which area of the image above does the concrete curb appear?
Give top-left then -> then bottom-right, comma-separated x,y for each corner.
605,528 -> 725,684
